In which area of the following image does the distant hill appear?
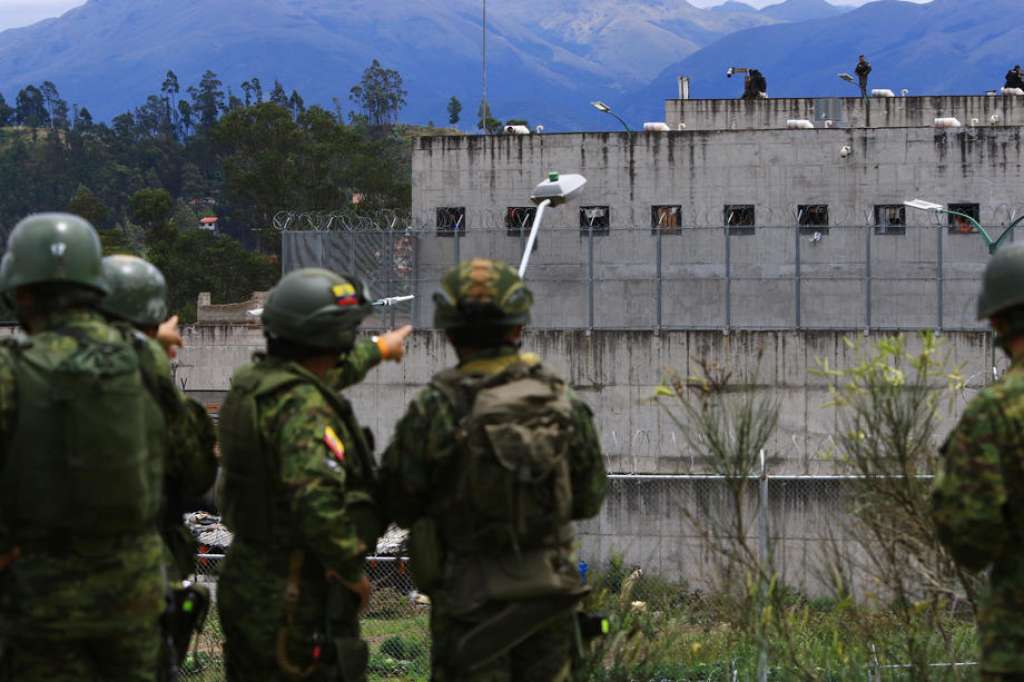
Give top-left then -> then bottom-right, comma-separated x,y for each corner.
622,0 -> 1024,123
711,2 -> 760,14
0,0 -> 781,131
760,0 -> 845,21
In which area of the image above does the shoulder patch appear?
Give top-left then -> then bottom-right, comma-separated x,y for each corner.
323,425 -> 346,462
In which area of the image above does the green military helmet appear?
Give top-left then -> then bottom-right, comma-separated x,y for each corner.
262,268 -> 372,351
100,255 -> 169,328
977,243 -> 1024,319
1,213 -> 108,295
433,258 -> 533,330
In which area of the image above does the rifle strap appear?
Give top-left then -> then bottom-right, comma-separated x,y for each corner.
275,549 -> 317,678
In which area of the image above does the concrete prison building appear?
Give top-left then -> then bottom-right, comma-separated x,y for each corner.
275,92 -> 1020,591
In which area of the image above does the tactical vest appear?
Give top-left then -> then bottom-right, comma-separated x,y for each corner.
219,359 -> 380,549
430,360 -> 576,555
0,330 -> 159,540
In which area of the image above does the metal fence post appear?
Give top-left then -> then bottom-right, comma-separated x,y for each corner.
587,224 -> 595,332
865,224 -> 872,330
454,222 -> 461,265
386,229 -> 396,329
937,224 -> 944,331
794,224 -> 802,328
656,227 -> 663,333
757,449 -> 770,682
725,227 -> 732,331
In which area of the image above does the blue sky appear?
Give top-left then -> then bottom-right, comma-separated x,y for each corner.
0,0 -> 934,31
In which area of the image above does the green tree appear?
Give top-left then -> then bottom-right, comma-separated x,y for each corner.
269,80 -> 289,107
188,70 -> 224,130
73,106 -> 93,129
447,96 -> 462,126
477,100 -> 501,134
15,86 -> 49,127
289,90 -> 305,119
147,227 -> 279,322
349,59 -> 407,128
129,187 -> 173,230
0,93 -> 13,126
67,184 -> 109,228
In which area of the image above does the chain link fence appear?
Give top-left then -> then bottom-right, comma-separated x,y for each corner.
281,219 -> 1008,333
179,472 -> 972,681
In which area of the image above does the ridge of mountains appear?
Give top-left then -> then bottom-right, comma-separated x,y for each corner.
621,0 -> 1024,124
0,0 -> 1017,131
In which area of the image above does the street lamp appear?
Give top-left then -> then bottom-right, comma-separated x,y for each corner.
904,199 -> 1021,254
591,101 -> 632,133
518,172 -> 587,278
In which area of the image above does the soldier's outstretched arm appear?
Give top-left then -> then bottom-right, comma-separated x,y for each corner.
326,326 -> 412,391
567,394 -> 608,520
932,397 -> 1010,571
277,391 -> 366,583
139,336 -> 217,496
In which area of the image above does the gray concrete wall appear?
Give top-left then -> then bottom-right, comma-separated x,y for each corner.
177,326 -> 998,476
664,94 -> 1024,131
178,324 -> 999,592
407,127 -> 1023,330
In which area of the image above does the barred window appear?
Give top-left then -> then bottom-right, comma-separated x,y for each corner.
947,203 -> 980,234
651,205 -> 683,235
579,206 -> 610,236
797,205 -> 829,235
874,205 -> 906,235
724,205 -> 755,235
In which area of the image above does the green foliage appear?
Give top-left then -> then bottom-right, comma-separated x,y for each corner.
147,226 -> 278,322
129,188 -> 173,230
15,85 -> 49,128
477,100 -> 501,134
0,93 -> 13,127
446,96 -> 462,126
349,59 -> 407,128
67,184 -> 109,228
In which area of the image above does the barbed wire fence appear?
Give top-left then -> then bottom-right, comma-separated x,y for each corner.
180,472 -> 978,681
278,212 -> 1008,334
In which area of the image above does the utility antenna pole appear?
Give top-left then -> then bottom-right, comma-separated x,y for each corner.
482,0 -> 488,131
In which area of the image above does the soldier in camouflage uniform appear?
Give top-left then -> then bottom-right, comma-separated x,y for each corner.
933,243 -> 1024,681
101,254 -> 218,579
0,214 -> 172,681
378,258 -> 607,682
218,268 -> 400,681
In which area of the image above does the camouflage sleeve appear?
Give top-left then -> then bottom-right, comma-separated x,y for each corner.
139,338 -> 218,497
932,393 -> 1011,571
379,387 -> 457,529
272,386 -> 366,582
325,338 -> 382,391
567,392 -> 607,520
0,347 -> 15,556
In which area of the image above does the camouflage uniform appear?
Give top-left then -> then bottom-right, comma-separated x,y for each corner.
933,244 -> 1024,679
378,259 -> 607,682
100,254 -> 219,579
0,310 -> 169,682
218,269 -> 382,682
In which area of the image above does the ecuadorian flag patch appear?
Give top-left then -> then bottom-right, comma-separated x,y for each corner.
323,426 -> 345,462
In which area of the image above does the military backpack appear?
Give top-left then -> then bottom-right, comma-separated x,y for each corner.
431,360 -> 576,554
0,331 -> 159,540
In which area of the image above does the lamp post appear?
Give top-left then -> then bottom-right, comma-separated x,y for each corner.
591,101 -> 632,133
904,199 -> 1020,254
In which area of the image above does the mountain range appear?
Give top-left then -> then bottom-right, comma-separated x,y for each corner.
0,0 -> 1017,131
622,0 -> 1024,123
